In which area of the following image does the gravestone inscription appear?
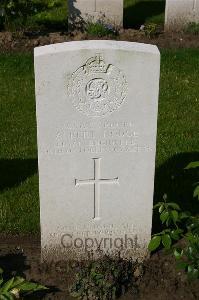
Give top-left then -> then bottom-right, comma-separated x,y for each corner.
34,40 -> 160,261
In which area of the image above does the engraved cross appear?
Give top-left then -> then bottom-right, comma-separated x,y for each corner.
75,158 -> 119,220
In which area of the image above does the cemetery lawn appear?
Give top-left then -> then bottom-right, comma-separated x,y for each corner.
0,48 -> 198,233
4,0 -> 165,31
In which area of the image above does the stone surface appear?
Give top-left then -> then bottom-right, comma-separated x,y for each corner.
165,0 -> 199,31
34,40 -> 160,261
68,0 -> 123,29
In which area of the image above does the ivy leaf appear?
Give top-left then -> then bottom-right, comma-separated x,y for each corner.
162,234 -> 172,249
160,210 -> 169,224
148,236 -> 161,252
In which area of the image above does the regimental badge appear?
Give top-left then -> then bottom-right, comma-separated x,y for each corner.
67,54 -> 128,117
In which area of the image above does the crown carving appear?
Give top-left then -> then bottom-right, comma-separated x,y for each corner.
85,54 -> 109,74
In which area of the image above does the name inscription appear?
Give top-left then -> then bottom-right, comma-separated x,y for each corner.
42,120 -> 152,155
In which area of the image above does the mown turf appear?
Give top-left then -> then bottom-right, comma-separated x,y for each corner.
2,0 -> 165,31
0,49 -> 198,233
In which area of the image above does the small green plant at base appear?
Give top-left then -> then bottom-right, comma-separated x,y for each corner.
0,267 -> 47,299
148,161 -> 199,280
185,22 -> 199,35
148,194 -> 186,251
70,256 -> 135,300
84,15 -> 118,37
142,23 -> 158,38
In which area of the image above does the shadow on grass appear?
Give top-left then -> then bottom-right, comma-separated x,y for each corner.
124,0 -> 165,29
153,152 -> 199,233
0,159 -> 37,192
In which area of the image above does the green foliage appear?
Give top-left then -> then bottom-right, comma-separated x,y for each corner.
185,161 -> 199,200
0,267 -> 47,299
142,23 -> 158,38
0,0 -> 63,30
175,233 -> 199,280
70,257 -> 134,299
149,161 -> 199,280
185,22 -> 199,35
85,21 -> 117,37
148,194 -> 185,251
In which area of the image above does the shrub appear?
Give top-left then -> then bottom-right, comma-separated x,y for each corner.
70,256 -> 135,299
149,161 -> 199,280
0,0 -> 57,31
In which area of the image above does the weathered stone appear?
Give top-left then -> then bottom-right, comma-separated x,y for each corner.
165,0 -> 199,31
34,40 -> 160,261
68,0 -> 123,29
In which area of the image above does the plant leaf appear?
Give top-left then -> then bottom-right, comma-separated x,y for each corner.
0,278 -> 14,293
11,277 -> 25,289
176,262 -> 188,270
174,248 -> 183,260
148,236 -> 161,251
159,204 -> 164,213
153,202 -> 164,209
171,230 -> 180,241
167,203 -> 181,210
0,291 -> 15,300
171,210 -> 179,223
185,161 -> 199,169
193,185 -> 199,200
18,281 -> 48,292
160,210 -> 169,224
162,234 -> 172,249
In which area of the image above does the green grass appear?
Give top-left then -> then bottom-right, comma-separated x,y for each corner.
0,54 -> 39,233
1,0 -> 165,31
0,49 -> 199,233
124,0 -> 165,28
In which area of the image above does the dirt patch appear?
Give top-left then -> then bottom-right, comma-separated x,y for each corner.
0,234 -> 198,300
0,29 -> 199,53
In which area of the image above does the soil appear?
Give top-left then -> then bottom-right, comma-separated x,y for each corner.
0,234 -> 198,300
0,29 -> 199,53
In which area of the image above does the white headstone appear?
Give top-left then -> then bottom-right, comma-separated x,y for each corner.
165,0 -> 199,31
68,0 -> 123,29
34,40 -> 160,261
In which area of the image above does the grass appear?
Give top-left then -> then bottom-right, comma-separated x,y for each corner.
0,49 -> 198,233
124,0 -> 165,28
1,0 -> 165,31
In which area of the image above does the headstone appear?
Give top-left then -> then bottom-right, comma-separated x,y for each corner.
34,40 -> 160,262
165,0 -> 199,31
68,0 -> 123,29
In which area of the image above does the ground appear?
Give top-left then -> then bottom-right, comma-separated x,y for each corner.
0,235 -> 199,300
